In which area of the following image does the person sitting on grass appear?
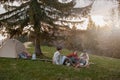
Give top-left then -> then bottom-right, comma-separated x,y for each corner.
18,50 -> 31,59
66,51 -> 79,66
52,46 -> 64,65
75,50 -> 89,68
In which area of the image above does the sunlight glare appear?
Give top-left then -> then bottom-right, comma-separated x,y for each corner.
0,34 -> 6,40
91,15 -> 106,26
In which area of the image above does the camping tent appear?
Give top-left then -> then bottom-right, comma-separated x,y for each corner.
0,39 -> 26,58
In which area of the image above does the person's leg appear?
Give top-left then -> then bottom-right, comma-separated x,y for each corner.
84,61 -> 90,68
18,53 -> 26,59
75,63 -> 80,68
69,57 -> 77,66
63,58 -> 69,65
63,57 -> 75,66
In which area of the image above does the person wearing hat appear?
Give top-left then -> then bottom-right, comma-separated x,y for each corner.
52,46 -> 63,65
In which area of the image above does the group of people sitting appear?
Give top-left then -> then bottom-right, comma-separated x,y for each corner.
52,47 -> 89,68
18,46 -> 89,68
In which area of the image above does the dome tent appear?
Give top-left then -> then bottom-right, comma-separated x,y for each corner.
0,39 -> 26,58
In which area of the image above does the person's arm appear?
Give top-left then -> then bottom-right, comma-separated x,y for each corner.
85,59 -> 89,66
53,52 -> 57,64
86,53 -> 89,61
79,53 -> 84,58
85,54 -> 89,66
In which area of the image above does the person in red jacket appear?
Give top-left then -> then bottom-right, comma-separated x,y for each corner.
66,51 -> 79,66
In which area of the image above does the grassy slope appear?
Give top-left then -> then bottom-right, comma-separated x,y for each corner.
0,46 -> 120,80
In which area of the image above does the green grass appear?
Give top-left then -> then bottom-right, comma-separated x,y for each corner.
27,45 -> 71,58
0,46 -> 120,80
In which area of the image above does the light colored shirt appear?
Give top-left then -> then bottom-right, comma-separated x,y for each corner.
53,51 -> 61,65
53,51 -> 66,65
80,53 -> 89,65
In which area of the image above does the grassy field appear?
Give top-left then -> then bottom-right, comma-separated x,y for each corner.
0,46 -> 120,80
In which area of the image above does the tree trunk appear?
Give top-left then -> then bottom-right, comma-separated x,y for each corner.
34,34 -> 43,56
34,23 -> 43,56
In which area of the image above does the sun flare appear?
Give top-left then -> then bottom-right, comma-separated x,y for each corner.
91,15 -> 106,26
0,34 -> 6,40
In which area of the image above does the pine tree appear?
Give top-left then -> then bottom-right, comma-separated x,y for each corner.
0,0 -> 95,57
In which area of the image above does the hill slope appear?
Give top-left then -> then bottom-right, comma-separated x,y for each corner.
0,46 -> 120,80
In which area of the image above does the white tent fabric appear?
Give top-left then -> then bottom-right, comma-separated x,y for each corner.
0,39 -> 25,58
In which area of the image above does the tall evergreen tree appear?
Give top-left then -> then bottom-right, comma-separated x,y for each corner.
0,0 -> 75,56
0,0 -> 95,56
